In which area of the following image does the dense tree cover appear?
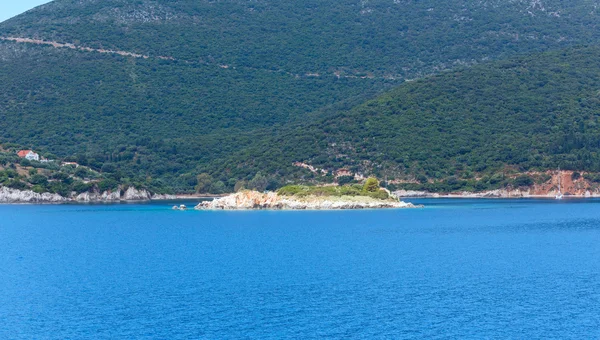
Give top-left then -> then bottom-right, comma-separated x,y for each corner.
307,46 -> 600,179
0,41 -> 384,192
4,0 -> 600,79
5,1 -> 600,193
213,46 -> 600,192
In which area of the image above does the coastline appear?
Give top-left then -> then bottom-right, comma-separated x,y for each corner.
394,189 -> 599,199
0,186 -> 221,204
5,186 -> 600,205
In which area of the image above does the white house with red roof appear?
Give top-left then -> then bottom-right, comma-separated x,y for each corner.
17,150 -> 40,161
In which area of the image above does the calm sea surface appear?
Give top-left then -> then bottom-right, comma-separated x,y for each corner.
1,199 -> 599,339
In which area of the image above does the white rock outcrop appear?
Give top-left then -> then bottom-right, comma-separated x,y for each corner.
151,193 -> 177,200
0,185 -> 157,203
74,191 -> 98,202
73,190 -> 121,202
195,191 -> 418,210
122,186 -> 151,200
0,187 -> 66,203
100,190 -> 122,201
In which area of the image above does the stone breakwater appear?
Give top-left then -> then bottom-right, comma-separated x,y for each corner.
195,191 -> 419,210
0,186 -> 174,203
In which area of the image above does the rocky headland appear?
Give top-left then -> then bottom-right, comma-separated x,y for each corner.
195,190 -> 419,210
0,186 -> 176,203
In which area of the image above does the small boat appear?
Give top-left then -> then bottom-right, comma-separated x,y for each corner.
555,168 -> 563,200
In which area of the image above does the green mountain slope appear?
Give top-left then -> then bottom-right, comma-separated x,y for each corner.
4,0 -> 600,79
0,37 -> 384,192
4,0 -> 600,192
235,46 -> 600,188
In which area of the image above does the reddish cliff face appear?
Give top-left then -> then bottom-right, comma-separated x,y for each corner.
395,170 -> 600,198
529,171 -> 592,196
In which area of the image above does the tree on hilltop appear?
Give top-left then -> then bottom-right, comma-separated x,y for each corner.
363,177 -> 380,193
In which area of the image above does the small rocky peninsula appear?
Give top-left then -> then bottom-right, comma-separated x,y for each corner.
195,190 -> 419,210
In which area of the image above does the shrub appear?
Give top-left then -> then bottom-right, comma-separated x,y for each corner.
97,179 -> 118,192
74,167 -> 90,179
72,181 -> 93,194
277,185 -> 303,196
337,176 -> 355,186
29,174 -> 48,186
513,175 -> 534,187
7,180 -> 27,190
31,185 -> 46,194
417,174 -> 428,184
339,185 -> 361,196
368,189 -> 390,200
363,178 -> 380,193
195,173 -> 213,193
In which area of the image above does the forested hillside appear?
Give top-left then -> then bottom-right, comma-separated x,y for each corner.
231,46 -> 600,192
3,0 -> 600,193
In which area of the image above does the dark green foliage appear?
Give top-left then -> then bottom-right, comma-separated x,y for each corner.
195,173 -> 214,194
74,167 -> 90,179
513,175 -> 534,188
248,172 -> 268,192
251,46 -> 600,188
5,0 -> 600,79
28,174 -> 48,186
6,180 -> 27,190
72,181 -> 93,194
47,182 -> 71,197
337,176 -> 355,186
97,179 -> 118,192
367,189 -> 389,200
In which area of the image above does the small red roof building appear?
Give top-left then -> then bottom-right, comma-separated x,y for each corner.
16,150 -> 40,161
17,150 -> 33,158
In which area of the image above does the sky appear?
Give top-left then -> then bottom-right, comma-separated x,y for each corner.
0,0 -> 52,23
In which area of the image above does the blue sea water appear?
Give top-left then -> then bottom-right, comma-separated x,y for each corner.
1,199 -> 600,339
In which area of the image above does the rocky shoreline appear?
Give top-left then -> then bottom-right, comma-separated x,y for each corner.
393,189 -> 600,198
194,191 -> 419,210
0,186 -> 177,203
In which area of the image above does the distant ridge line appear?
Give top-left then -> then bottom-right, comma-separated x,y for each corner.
0,36 -> 403,81
0,36 -> 150,59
